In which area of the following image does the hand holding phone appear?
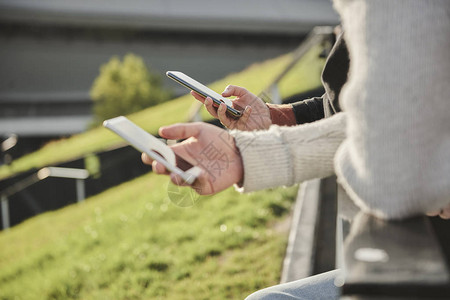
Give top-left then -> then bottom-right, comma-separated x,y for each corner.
103,116 -> 200,185
166,71 -> 242,119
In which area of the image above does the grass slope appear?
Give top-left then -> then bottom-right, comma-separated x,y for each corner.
0,172 -> 298,300
0,45 -> 324,180
0,42 -> 325,299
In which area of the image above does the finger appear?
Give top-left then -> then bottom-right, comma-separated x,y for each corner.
217,103 -> 232,128
440,213 -> 450,220
204,97 -> 219,118
169,169 -> 212,195
152,160 -> 170,175
143,148 -> 192,176
239,106 -> 252,125
141,153 -> 153,165
440,206 -> 450,219
159,122 -> 203,140
190,91 -> 206,103
191,170 -> 213,195
170,173 -> 191,187
222,85 -> 249,97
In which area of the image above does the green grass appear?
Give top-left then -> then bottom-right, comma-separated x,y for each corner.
0,172 -> 298,300
0,45 -> 324,180
0,42 -> 325,299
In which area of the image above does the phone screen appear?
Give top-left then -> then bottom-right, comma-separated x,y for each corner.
166,71 -> 242,118
103,116 -> 196,184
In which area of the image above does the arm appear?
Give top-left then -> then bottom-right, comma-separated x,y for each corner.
191,29 -> 349,130
231,112 -> 346,192
265,96 -> 327,126
142,113 -> 346,195
192,86 -> 325,130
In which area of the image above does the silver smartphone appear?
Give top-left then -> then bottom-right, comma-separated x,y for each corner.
103,116 -> 197,185
166,71 -> 242,118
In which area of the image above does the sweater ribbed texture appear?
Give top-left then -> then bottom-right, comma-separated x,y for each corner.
231,0 -> 450,220
230,113 -> 346,192
334,0 -> 450,219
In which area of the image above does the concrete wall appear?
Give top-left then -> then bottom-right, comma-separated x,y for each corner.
0,0 -> 338,137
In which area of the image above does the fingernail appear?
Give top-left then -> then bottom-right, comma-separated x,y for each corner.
159,126 -> 169,136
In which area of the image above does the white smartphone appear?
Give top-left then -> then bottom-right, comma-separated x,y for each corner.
103,116 -> 197,185
166,71 -> 242,118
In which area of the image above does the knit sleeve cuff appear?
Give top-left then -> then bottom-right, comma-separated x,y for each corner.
230,112 -> 347,193
230,126 -> 295,193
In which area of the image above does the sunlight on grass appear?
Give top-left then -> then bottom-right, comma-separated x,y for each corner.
0,43 -> 326,299
0,172 -> 298,299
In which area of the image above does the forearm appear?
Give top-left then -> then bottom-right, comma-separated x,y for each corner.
230,112 -> 346,192
267,96 -> 326,126
266,103 -> 297,126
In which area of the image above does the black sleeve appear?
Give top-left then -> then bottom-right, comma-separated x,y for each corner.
292,96 -> 325,124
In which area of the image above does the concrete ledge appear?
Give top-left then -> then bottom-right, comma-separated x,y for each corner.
281,178 -> 321,283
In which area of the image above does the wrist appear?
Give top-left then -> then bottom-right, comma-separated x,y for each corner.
266,103 -> 297,126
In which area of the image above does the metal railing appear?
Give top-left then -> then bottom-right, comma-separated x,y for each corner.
259,26 -> 334,104
186,26 -> 334,122
0,167 -> 89,230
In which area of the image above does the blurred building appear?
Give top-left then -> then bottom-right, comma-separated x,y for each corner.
0,0 -> 338,157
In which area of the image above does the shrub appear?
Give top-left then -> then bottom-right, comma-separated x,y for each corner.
90,53 -> 172,126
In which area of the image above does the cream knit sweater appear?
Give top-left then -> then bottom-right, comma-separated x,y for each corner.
231,0 -> 450,219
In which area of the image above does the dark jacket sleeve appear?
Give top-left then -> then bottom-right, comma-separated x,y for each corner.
292,96 -> 325,124
291,31 -> 350,124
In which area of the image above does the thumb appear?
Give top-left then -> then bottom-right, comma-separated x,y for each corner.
159,122 -> 204,140
222,85 -> 249,97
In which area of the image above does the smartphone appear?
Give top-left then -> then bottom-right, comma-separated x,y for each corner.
166,71 -> 242,118
103,116 -> 197,185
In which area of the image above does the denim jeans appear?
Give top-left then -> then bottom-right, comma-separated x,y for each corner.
245,269 -> 341,300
